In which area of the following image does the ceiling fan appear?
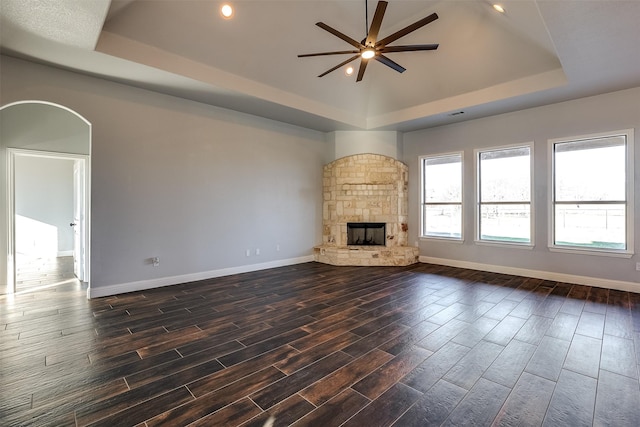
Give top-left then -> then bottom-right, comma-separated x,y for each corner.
298,0 -> 439,82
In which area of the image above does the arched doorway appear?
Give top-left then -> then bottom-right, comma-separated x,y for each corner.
0,101 -> 91,296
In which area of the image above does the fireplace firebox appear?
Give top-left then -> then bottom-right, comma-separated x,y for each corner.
347,222 -> 386,246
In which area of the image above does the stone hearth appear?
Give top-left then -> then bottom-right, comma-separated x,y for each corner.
314,154 -> 419,266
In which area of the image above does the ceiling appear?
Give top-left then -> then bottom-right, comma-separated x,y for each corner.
1,0 -> 639,132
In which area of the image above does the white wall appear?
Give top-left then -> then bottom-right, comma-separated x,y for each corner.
329,131 -> 402,160
403,86 -> 640,289
15,156 -> 74,256
0,56 -> 327,296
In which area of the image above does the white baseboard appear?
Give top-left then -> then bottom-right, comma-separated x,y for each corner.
87,254 -> 638,299
420,256 -> 640,293
88,256 -> 315,298
57,250 -> 74,257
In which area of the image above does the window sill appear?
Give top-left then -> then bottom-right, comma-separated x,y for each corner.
475,240 -> 534,250
420,236 -> 464,244
548,246 -> 634,259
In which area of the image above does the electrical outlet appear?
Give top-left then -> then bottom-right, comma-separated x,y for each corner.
276,244 -> 280,252
255,248 -> 260,255
152,257 -> 160,267
245,249 -> 251,257
636,262 -> 640,271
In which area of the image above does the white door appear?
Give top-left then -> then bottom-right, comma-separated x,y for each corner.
73,159 -> 86,281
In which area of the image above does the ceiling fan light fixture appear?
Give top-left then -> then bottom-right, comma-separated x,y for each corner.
493,4 -> 505,13
361,48 -> 375,59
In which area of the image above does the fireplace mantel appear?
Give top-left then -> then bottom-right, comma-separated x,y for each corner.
314,154 -> 418,266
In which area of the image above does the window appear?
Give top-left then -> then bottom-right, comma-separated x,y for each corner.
550,130 -> 634,255
420,153 -> 463,239
476,145 -> 532,245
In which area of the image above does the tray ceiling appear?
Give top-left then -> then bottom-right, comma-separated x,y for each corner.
1,1 -> 639,131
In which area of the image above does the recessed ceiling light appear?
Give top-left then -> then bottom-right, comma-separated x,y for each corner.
345,66 -> 354,76
220,4 -> 234,19
493,4 -> 505,13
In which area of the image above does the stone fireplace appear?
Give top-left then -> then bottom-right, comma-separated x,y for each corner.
314,153 -> 419,266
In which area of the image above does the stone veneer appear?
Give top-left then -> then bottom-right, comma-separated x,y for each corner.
314,154 -> 419,266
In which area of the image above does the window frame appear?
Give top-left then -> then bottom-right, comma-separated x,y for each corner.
548,129 -> 634,258
474,142 -> 534,249
419,151 -> 464,242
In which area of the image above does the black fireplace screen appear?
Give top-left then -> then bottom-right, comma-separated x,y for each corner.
347,222 -> 386,246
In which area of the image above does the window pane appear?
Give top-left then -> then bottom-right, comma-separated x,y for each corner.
555,137 -> 626,201
480,204 -> 530,243
554,204 -> 625,249
424,155 -> 461,203
480,147 -> 530,202
424,204 -> 461,238
477,146 -> 531,244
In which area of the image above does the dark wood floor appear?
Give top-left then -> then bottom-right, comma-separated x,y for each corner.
2,262 -> 640,426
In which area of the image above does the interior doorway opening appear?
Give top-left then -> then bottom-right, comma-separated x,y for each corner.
1,101 -> 91,297
12,152 -> 89,293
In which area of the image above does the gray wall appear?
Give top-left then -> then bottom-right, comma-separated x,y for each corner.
1,56 -> 327,293
403,86 -> 640,286
15,155 -> 75,255
2,54 -> 639,294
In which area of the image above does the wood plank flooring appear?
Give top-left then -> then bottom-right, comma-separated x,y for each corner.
14,255 -> 76,293
2,262 -> 640,426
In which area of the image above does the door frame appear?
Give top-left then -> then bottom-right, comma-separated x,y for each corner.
7,149 -> 91,294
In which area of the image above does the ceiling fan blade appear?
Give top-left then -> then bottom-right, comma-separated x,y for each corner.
298,50 -> 360,58
375,13 -> 438,47
318,54 -> 361,78
380,44 -> 439,53
316,22 -> 363,49
365,1 -> 388,46
375,54 -> 406,73
356,59 -> 369,82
